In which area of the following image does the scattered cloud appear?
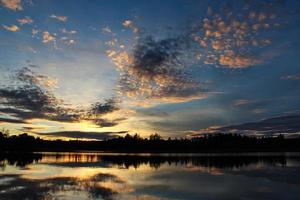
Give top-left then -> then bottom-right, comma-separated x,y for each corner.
122,19 -> 139,33
0,117 -> 28,124
31,28 -> 39,38
60,28 -> 77,34
82,98 -> 125,127
1,0 -> 22,11
62,38 -> 76,46
20,126 -> 45,132
186,125 -> 222,136
0,67 -> 80,124
27,46 -> 37,54
17,16 -> 33,25
93,118 -> 126,128
66,39 -> 76,45
3,24 -> 20,32
281,74 -> 300,81
0,66 -> 123,128
107,33 -> 210,105
219,54 -> 262,68
42,31 -> 55,43
102,26 -> 113,34
14,67 -> 58,89
89,99 -> 120,115
189,115 -> 300,137
106,1 -> 285,105
252,108 -> 267,114
191,2 -> 283,68
50,14 -> 67,22
0,86 -> 78,123
234,99 -> 253,106
34,130 -> 127,140
59,29 -> 77,46
122,20 -> 132,27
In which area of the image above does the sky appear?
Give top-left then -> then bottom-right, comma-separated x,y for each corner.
0,0 -> 300,140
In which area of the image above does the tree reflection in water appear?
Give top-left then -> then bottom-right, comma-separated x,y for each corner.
0,152 -> 299,200
0,152 -> 289,169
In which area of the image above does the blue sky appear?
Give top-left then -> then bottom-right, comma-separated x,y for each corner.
0,0 -> 300,140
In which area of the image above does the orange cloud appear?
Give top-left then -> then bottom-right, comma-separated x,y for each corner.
17,16 -> 33,25
1,0 -> 22,11
122,20 -> 139,33
42,31 -> 55,43
3,24 -> 20,32
219,54 -> 262,68
193,4 -> 279,68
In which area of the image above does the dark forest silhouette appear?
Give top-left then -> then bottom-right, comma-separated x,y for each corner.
1,131 -> 300,153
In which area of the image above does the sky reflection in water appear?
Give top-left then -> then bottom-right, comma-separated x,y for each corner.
0,153 -> 300,200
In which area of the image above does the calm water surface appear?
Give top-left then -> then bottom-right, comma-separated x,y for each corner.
0,152 -> 300,200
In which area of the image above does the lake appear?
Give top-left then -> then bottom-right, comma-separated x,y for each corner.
1,152 -> 300,200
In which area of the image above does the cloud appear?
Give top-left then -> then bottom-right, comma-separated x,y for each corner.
89,99 -> 119,115
61,38 -> 76,46
58,29 -> 77,46
94,118 -> 126,128
20,126 -> 45,132
26,46 -> 37,54
3,24 -> 20,32
31,29 -> 38,38
281,74 -> 300,81
252,108 -> 267,114
219,54 -> 262,68
42,31 -> 55,43
107,2 -> 285,105
66,39 -> 76,45
107,33 -> 210,105
60,28 -> 77,34
234,99 -> 253,106
60,37 -> 76,46
102,26 -> 113,34
50,14 -> 67,22
122,20 -> 139,33
14,67 -> 58,89
1,0 -> 22,11
0,67 -> 122,127
0,87 -> 74,122
0,117 -> 28,124
17,16 -> 33,25
122,20 -> 132,28
0,67 -> 80,123
192,1 -> 283,68
93,119 -> 118,127
189,115 -> 300,137
34,131 -> 127,140
83,99 -> 125,127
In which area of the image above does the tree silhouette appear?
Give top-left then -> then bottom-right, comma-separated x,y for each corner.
0,130 -> 299,153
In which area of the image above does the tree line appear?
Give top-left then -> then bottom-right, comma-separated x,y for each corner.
1,131 -> 300,152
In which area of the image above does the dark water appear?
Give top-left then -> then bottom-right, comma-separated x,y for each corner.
1,152 -> 300,200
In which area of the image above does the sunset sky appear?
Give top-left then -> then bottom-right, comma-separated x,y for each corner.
1,0 -> 300,140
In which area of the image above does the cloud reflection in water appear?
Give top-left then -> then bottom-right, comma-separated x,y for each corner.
0,153 -> 300,200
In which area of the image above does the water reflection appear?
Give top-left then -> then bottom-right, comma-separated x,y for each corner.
0,173 -> 128,200
0,152 -> 300,200
0,153 -> 42,168
0,152 -> 293,169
